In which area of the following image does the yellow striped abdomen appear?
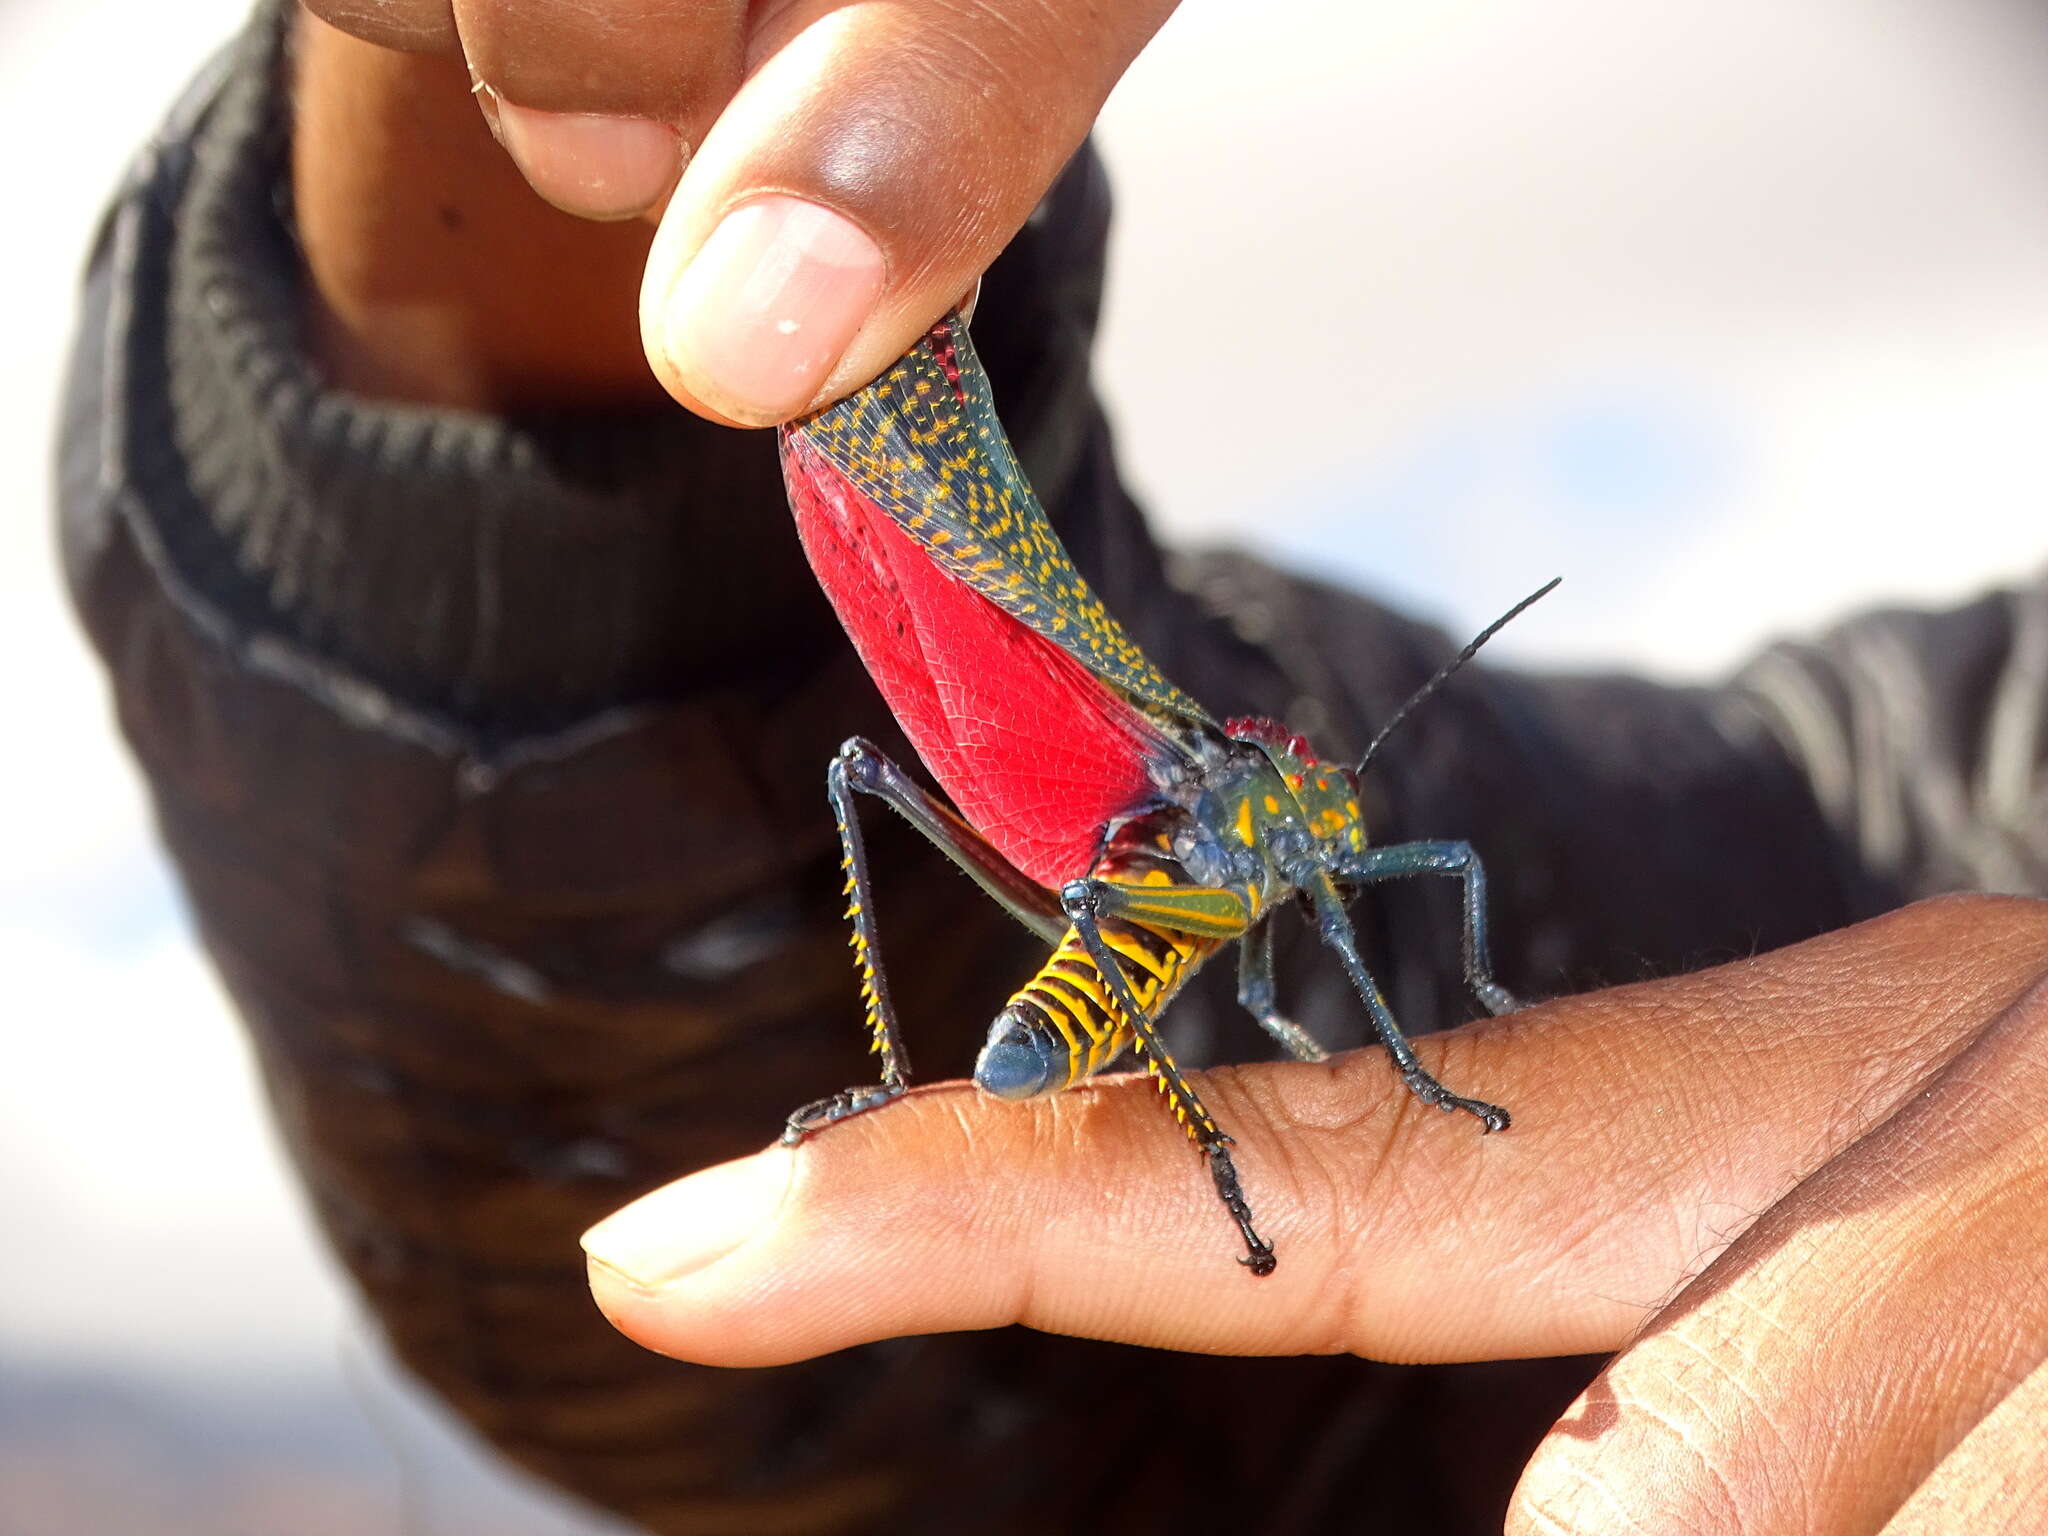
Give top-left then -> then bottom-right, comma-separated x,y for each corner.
973,912 -> 1221,1101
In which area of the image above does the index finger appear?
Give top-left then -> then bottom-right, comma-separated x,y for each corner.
584,896 -> 2048,1368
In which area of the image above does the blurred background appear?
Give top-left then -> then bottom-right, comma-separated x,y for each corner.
4,0 -> 2047,1528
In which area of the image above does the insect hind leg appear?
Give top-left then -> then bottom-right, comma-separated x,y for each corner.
1303,870 -> 1510,1133
787,739 -> 1077,1144
783,744 -> 914,1143
1060,879 -> 1277,1277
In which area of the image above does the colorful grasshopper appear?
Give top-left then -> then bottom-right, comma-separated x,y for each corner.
778,315 -> 1549,1275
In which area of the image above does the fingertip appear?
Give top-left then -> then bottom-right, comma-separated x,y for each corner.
581,1146 -> 795,1290
494,101 -> 684,222
641,195 -> 887,426
581,1095 -> 1034,1366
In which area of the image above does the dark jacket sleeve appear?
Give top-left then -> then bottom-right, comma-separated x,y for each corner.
59,7 -> 2046,1534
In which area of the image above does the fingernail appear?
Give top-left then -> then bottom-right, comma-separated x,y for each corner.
660,196 -> 887,424
580,1150 -> 792,1290
495,102 -> 682,221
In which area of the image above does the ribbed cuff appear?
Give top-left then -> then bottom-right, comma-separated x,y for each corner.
154,4 -> 811,731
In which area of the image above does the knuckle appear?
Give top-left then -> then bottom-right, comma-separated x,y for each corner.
456,0 -> 745,118
1192,1064 -> 1377,1348
1882,891 -> 2048,959
1225,1055 -> 1452,1351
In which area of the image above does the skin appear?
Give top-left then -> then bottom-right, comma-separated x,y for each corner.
582,897 -> 2048,1535
291,5 -> 2048,1528
294,0 -> 1172,420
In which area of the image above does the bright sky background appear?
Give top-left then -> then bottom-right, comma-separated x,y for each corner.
1096,0 -> 2048,670
3,0 -> 2046,1526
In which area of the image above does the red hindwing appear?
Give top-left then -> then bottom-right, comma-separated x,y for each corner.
784,436 -> 1167,887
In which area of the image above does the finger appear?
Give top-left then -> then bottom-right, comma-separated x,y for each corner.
1882,1359 -> 2048,1535
584,896 -> 2048,1369
301,0 -> 459,54
454,0 -> 748,220
294,15 -> 660,408
1508,967 -> 2048,1536
638,0 -> 1179,425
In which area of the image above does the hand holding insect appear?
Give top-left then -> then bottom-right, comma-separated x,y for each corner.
293,0 -> 1178,423
587,895 -> 2048,1536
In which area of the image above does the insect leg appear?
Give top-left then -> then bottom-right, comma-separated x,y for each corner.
1329,839 -> 1519,1015
782,749 -> 915,1141
1303,869 -> 1511,1133
1076,878 -> 1327,1061
786,739 -> 1068,1143
833,738 -> 1065,944
1236,921 -> 1330,1063
1060,879 -> 1276,1277
1064,873 -> 1250,938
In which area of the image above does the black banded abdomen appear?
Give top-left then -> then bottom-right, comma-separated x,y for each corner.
974,911 -> 1220,1100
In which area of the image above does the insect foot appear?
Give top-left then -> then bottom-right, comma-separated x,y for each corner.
781,1081 -> 908,1144
1206,1143 -> 1277,1277
1399,1067 -> 1512,1134
1475,980 -> 1521,1016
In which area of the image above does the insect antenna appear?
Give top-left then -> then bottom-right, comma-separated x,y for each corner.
1356,577 -> 1562,776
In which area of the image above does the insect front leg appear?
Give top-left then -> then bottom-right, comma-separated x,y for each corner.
1329,839 -> 1519,1015
1236,920 -> 1331,1064
1059,879 -> 1276,1277
1302,870 -> 1511,1133
784,740 -> 1062,1144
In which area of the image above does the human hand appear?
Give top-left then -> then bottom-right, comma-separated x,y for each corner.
293,0 -> 1176,422
581,895 -> 2048,1533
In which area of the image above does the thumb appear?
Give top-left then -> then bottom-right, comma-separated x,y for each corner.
638,0 -> 1175,427
582,898 -> 2048,1368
